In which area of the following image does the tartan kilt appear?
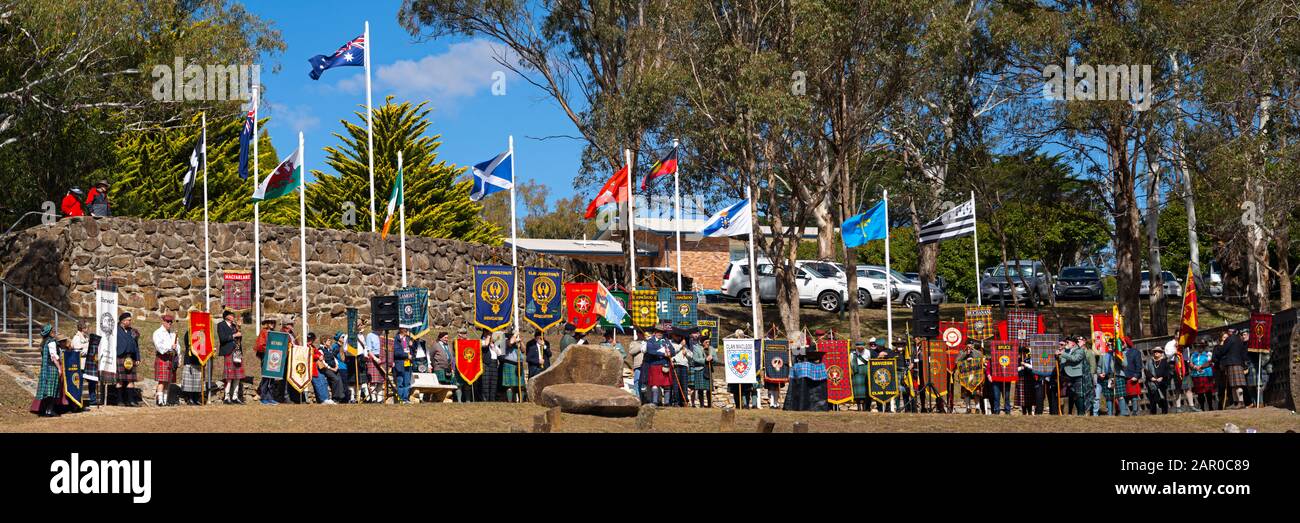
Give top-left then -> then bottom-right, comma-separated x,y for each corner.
180,364 -> 204,392
689,366 -> 710,390
36,359 -> 60,400
1192,376 -> 1215,395
1222,364 -> 1247,388
366,357 -> 384,384
115,357 -> 138,384
153,353 -> 175,384
1101,377 -> 1125,399
481,360 -> 499,392
645,363 -> 674,387
223,353 -> 244,381
501,361 -> 524,388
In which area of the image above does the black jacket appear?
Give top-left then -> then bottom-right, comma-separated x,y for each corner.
217,320 -> 239,356
1213,335 -> 1247,367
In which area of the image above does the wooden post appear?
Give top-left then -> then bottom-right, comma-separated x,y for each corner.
755,418 -> 775,433
719,407 -> 735,432
636,404 -> 656,431
532,413 -> 551,433
546,406 -> 562,431
793,421 -> 809,433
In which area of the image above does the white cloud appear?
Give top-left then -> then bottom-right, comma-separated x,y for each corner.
265,102 -> 321,132
336,39 -> 518,101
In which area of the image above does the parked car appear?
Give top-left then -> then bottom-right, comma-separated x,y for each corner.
852,264 -> 946,308
1054,266 -> 1104,300
719,259 -> 851,312
980,260 -> 1053,306
1207,261 -> 1224,297
799,260 -> 889,307
1139,270 -> 1183,298
903,272 -> 948,293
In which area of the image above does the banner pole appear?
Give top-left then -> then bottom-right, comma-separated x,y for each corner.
202,112 -> 210,313
253,86 -> 261,326
972,191 -> 981,306
299,131 -> 309,366
364,20 -> 376,232
626,148 -> 637,292
508,136 -> 522,402
884,189 -> 893,345
746,186 -> 759,339
399,151 -> 407,287
673,139 -> 683,292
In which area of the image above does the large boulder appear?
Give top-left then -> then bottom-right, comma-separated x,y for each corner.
528,343 -> 623,403
537,383 -> 640,417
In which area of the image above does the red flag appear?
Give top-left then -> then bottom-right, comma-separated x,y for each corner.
1090,313 -> 1116,352
1177,264 -> 1198,347
1249,313 -> 1272,353
640,146 -> 678,190
565,282 -> 600,333
189,311 -> 214,365
455,338 -> 484,384
583,165 -> 629,219
819,340 -> 853,404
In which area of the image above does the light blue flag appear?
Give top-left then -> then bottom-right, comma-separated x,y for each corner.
469,151 -> 512,201
699,200 -> 752,237
842,200 -> 887,248
598,282 -> 628,332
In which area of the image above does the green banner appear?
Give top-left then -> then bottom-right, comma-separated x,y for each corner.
262,330 -> 289,380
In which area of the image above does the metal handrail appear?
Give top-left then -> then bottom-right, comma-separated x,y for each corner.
1,278 -> 81,349
3,211 -> 56,236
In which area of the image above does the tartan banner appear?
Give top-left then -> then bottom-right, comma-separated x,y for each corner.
989,341 -> 1018,383
564,282 -> 600,333
964,306 -> 994,340
396,287 -> 429,335
286,343 -> 311,392
473,265 -> 515,333
346,308 -> 359,356
1090,313 -> 1116,353
189,311 -> 214,365
455,338 -> 484,384
1006,309 -> 1040,344
925,340 -> 950,398
956,355 -> 984,393
524,267 -> 565,332
62,348 -> 83,409
1029,333 -> 1059,377
670,292 -> 698,330
598,290 -> 633,330
222,270 -> 253,311
629,289 -> 659,328
696,316 -> 721,348
867,358 -> 899,403
1249,313 -> 1272,353
723,338 -> 757,384
762,339 -> 790,383
261,330 -> 289,379
820,340 -> 853,404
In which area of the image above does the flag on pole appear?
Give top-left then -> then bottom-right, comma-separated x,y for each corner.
584,165 -> 630,219
181,129 -> 206,210
308,34 -> 366,80
469,150 -> 512,202
597,282 -> 628,331
1177,264 -> 1198,347
640,146 -> 678,190
381,160 -> 404,239
699,200 -> 752,237
238,109 -> 255,179
918,196 -> 976,244
252,146 -> 303,202
841,200 -> 888,248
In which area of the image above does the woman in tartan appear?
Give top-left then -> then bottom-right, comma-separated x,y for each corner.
1189,343 -> 1215,411
179,329 -> 205,405
688,331 -> 710,407
500,331 -> 525,402
31,325 -> 62,417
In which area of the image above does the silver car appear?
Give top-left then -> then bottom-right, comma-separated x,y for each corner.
852,265 -> 945,308
719,259 -> 852,312
1140,270 -> 1183,298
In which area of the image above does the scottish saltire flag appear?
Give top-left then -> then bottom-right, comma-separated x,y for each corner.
700,200 -> 752,237
181,128 -> 205,210
308,34 -> 366,80
469,151 -> 512,202
381,161 -> 403,239
597,282 -> 628,331
640,145 -> 678,190
238,109 -> 254,180
252,145 -> 303,202
841,200 -> 887,248
918,196 -> 976,244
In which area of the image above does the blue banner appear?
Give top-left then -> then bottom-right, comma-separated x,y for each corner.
62,348 -> 83,408
474,265 -> 515,332
523,267 -> 564,332
670,292 -> 698,330
656,287 -> 673,330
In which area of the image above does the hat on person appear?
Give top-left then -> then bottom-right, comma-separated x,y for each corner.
96,180 -> 109,188
41,324 -> 53,336
54,333 -> 69,343
261,318 -> 277,326
70,187 -> 84,195
118,312 -> 131,322
867,337 -> 878,346
161,313 -> 175,322
733,329 -> 746,338
564,323 -> 576,332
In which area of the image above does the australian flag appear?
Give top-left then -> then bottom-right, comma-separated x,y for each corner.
237,109 -> 254,180
308,34 -> 366,80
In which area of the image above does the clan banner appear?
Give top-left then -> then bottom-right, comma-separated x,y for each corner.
62,348 -> 83,408
1249,313 -> 1272,353
964,306 -> 994,340
189,311 -> 214,365
94,280 -> 118,378
629,289 -> 659,328
696,316 -> 721,348
723,338 -> 757,384
564,282 -> 600,333
523,267 -> 564,332
940,321 -> 965,369
222,270 -> 253,311
262,330 -> 289,379
924,340 -> 949,398
762,339 -> 790,383
670,292 -> 698,330
346,307 -> 359,356
867,358 -> 899,403
286,343 -> 311,392
1028,334 -> 1059,377
956,355 -> 984,394
456,338 -> 484,384
1090,313 -> 1116,352
598,289 -> 632,330
989,341 -> 1018,383
473,265 -> 515,332
396,287 -> 429,335
820,339 -> 853,404
1006,309 -> 1040,343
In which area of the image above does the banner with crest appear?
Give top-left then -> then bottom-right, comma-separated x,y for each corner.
1090,313 -> 1116,353
762,339 -> 789,383
286,342 -> 312,392
964,306 -> 994,340
656,287 -> 673,330
62,349 -> 83,409
819,339 -> 853,404
523,267 -> 564,332
924,339 -> 950,399
956,355 -> 985,393
630,289 -> 659,328
669,292 -> 698,330
396,286 -> 429,336
697,316 -> 721,348
346,307 -> 359,356
456,338 -> 484,384
564,282 -> 600,333
1249,313 -> 1273,353
95,279 -> 118,379
989,341 -> 1018,383
262,330 -> 289,379
1005,309 -> 1042,343
867,358 -> 899,403
222,270 -> 253,311
189,311 -> 214,365
1028,333 -> 1059,377
723,338 -> 757,384
473,265 -> 515,332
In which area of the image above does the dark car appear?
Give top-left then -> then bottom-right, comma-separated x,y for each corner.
979,260 -> 1053,306
1055,266 -> 1104,300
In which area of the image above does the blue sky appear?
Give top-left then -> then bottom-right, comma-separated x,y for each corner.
244,0 -> 587,211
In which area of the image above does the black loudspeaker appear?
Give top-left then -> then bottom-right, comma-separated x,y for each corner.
912,304 -> 940,338
370,295 -> 399,330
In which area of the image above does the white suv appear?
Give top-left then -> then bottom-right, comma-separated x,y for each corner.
720,259 -> 851,312
798,261 -> 889,308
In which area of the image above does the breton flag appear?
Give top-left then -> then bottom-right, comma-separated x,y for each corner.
700,200 -> 752,237
308,34 -> 366,80
252,145 -> 303,202
918,196 -> 976,244
841,200 -> 888,248
181,128 -> 206,210
640,146 -> 678,190
381,160 -> 403,239
469,150 -> 512,202
238,109 -> 255,179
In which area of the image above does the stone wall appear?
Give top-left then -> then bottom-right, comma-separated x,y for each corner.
0,217 -> 690,331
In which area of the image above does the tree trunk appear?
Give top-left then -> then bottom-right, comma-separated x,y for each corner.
765,182 -> 801,337
1111,130 -> 1143,338
814,157 -> 837,259
837,152 -> 860,341
1249,96 -> 1272,313
1170,54 -> 1201,281
1146,162 -> 1168,337
1276,226 -> 1292,310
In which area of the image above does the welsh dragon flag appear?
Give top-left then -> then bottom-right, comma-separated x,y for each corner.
381,161 -> 403,239
252,145 -> 303,201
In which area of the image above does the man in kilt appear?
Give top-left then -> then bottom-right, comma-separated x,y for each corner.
1096,343 -> 1127,415
1213,329 -> 1249,409
31,325 -> 62,416
253,318 -> 280,405
151,314 -> 180,407
1120,337 -> 1143,415
114,312 -> 142,407
216,310 -> 245,404
642,326 -> 674,406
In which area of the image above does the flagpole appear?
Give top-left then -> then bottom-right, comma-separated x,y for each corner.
252,86 -> 261,326
399,151 -> 407,287
509,137 -> 520,342
884,189 -> 892,345
364,20 -> 376,233
746,186 -> 759,338
971,191 -> 981,306
626,148 -> 637,292
299,132 -> 309,358
202,112 -> 210,313
672,139 -> 682,292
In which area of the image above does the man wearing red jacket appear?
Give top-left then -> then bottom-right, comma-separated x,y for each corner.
60,188 -> 85,217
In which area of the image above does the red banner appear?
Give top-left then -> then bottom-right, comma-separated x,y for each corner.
1090,313 -> 1116,352
989,341 -> 1018,383
1249,313 -> 1272,353
1177,265 -> 1198,347
189,311 -> 214,365
564,282 -> 600,333
819,340 -> 853,405
455,338 -> 484,384
939,321 -> 965,370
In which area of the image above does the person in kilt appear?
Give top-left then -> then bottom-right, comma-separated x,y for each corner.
31,325 -> 62,417
151,314 -> 180,407
1189,342 -> 1215,411
642,327 -> 674,406
1057,337 -> 1090,416
114,312 -> 141,407
1213,329 -> 1248,409
178,327 -> 205,405
432,332 -> 453,387
851,340 -> 873,411
1121,337 -> 1143,415
501,331 -> 525,402
1096,340 -> 1126,416
688,331 -> 710,407
216,310 -> 245,404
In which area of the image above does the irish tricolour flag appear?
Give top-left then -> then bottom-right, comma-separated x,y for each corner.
252,146 -> 303,202
380,161 -> 403,239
